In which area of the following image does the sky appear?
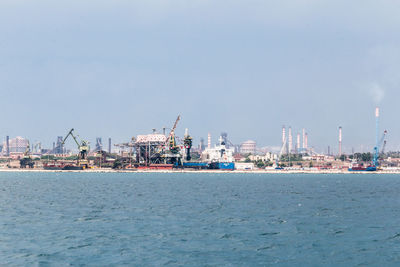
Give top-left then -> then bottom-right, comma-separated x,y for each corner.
1,0 -> 400,153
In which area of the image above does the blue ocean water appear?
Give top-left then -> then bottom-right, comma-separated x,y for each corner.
1,172 -> 400,266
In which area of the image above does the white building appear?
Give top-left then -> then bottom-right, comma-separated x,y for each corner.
249,152 -> 277,162
235,162 -> 255,170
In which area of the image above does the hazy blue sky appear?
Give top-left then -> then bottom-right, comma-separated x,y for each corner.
1,0 -> 400,153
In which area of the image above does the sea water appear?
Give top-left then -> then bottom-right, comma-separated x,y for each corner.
1,172 -> 400,266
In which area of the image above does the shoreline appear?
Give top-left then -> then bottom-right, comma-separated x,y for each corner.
0,168 -> 400,174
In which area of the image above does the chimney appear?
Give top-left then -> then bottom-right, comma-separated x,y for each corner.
339,126 -> 342,156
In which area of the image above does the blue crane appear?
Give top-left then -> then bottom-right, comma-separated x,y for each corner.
372,130 -> 387,168
372,107 -> 388,169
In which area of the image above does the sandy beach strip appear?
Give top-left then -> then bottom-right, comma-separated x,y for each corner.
0,168 -> 399,174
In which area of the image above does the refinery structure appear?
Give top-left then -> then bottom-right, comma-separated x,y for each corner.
0,107 -> 395,172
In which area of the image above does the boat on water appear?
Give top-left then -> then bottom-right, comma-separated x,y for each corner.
348,160 -> 377,171
208,162 -> 235,170
182,162 -> 209,169
199,135 -> 235,170
43,162 -> 85,170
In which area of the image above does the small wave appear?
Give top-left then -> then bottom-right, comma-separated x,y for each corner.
164,259 -> 178,265
257,245 -> 274,251
387,233 -> 400,240
68,244 -> 91,250
37,253 -> 52,257
220,234 -> 232,239
63,235 -> 76,239
260,232 -> 279,236
75,216 -> 99,222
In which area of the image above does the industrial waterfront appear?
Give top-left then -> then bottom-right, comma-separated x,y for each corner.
0,107 -> 396,173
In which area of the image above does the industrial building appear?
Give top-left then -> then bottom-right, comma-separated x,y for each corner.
2,136 -> 29,154
135,133 -> 170,165
95,137 -> 103,151
240,140 -> 257,154
54,136 -> 64,154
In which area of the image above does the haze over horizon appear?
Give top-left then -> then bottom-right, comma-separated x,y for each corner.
1,0 -> 400,153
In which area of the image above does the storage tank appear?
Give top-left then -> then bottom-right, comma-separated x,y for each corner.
240,140 -> 257,154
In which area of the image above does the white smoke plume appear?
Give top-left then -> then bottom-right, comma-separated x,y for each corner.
369,83 -> 385,104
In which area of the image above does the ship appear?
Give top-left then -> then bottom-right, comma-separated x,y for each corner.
208,162 -> 235,170
43,162 -> 85,170
200,135 -> 235,170
182,162 -> 209,169
348,160 -> 377,172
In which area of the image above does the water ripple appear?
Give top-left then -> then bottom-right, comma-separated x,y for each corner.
0,172 -> 399,266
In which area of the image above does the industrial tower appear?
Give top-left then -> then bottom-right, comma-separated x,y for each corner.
338,126 -> 342,156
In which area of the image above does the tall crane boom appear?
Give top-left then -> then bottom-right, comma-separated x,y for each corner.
61,128 -> 90,168
62,128 -> 80,147
275,135 -> 287,169
165,115 -> 181,152
170,115 -> 180,136
373,130 -> 387,167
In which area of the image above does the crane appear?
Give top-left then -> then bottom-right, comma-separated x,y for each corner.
165,115 -> 181,154
381,140 -> 387,155
113,137 -> 136,169
20,141 -> 34,168
114,137 -> 135,156
373,130 -> 387,167
275,135 -> 287,169
62,128 -> 90,168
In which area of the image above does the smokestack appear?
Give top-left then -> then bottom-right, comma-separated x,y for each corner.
200,138 -> 205,151
288,127 -> 293,153
208,133 -> 211,149
6,136 -> 9,156
282,126 -> 286,145
376,107 -> 380,152
305,133 -> 308,150
302,128 -> 305,149
339,126 -> 342,156
108,138 -> 112,154
296,133 -> 300,153
282,125 -> 286,153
